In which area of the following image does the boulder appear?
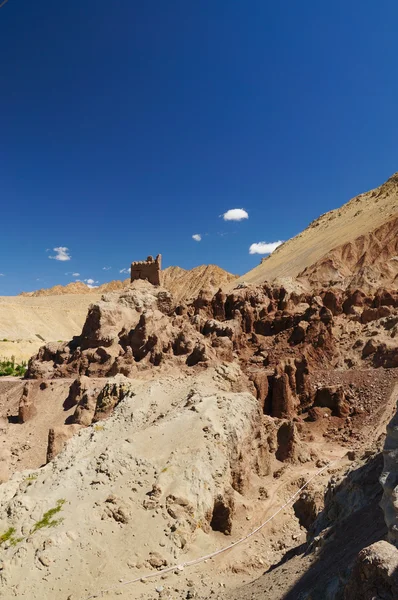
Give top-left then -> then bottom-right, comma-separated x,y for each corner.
362,338 -> 379,358
344,541 -> 398,600
361,305 -> 392,324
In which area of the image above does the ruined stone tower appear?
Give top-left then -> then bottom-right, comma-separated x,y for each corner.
130,254 -> 162,286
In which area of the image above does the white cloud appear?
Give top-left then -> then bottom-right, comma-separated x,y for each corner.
222,208 -> 248,222
102,266 -> 112,271
83,278 -> 99,289
72,272 -> 80,277
0,273 -> 4,277
49,247 -> 71,261
192,234 -> 202,242
249,241 -> 283,255
119,268 -> 129,274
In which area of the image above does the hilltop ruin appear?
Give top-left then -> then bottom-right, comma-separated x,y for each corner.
130,254 -> 161,286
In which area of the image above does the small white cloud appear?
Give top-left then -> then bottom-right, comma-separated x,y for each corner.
49,247 -> 71,261
0,273 -> 4,277
102,266 -> 112,271
72,272 -> 80,277
249,241 -> 283,255
119,268 -> 129,274
222,208 -> 248,222
83,278 -> 99,289
192,234 -> 202,242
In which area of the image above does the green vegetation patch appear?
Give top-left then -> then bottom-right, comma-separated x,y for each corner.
0,356 -> 27,377
0,499 -> 66,549
31,499 -> 66,534
0,527 -> 23,546
0,527 -> 16,544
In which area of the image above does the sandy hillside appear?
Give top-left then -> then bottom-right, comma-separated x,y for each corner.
0,295 -> 100,361
19,279 -> 130,297
235,172 -> 398,288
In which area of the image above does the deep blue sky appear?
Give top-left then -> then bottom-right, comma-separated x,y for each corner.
1,1 -> 398,294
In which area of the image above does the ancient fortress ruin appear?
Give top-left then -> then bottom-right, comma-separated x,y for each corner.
130,254 -> 162,286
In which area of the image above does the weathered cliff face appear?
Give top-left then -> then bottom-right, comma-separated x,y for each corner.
299,215 -> 398,291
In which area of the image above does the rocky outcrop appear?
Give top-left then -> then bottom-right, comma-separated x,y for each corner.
271,364 -> 297,419
266,357 -> 312,419
47,424 -> 83,462
24,279 -> 398,429
18,381 -> 41,423
275,421 -> 311,464
92,377 -> 135,422
313,385 -> 351,418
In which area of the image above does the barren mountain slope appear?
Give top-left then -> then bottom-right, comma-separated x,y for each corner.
161,264 -> 238,303
235,172 -> 398,288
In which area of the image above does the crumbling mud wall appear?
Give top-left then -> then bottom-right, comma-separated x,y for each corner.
130,254 -> 161,286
